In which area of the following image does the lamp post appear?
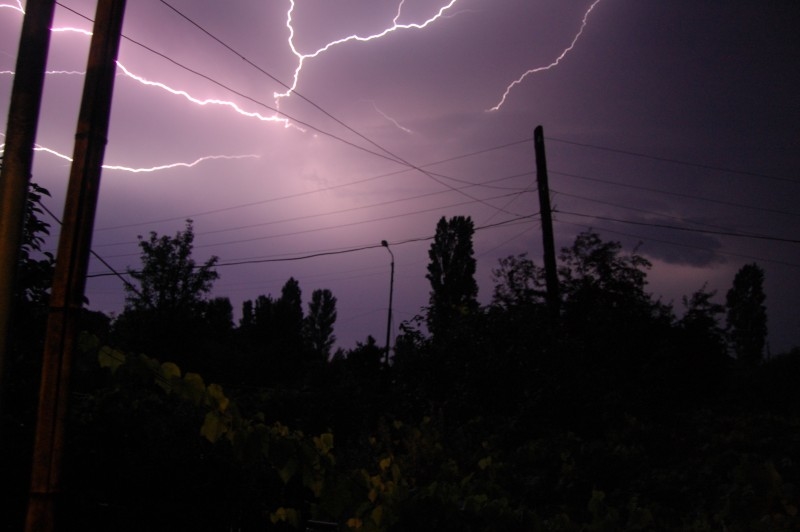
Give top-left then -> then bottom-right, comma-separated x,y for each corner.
381,240 -> 394,366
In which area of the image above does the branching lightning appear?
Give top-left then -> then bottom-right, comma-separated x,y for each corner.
2,0 -> 605,166
276,0 -> 459,101
488,0 -> 603,112
0,13 -> 296,173
1,22 -> 298,131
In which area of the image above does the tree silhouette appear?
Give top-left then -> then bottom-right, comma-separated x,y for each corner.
558,230 -> 657,331
555,231 -> 672,404
112,220 -> 219,370
680,285 -> 726,351
425,215 -> 478,337
726,263 -> 768,366
305,288 -> 337,360
491,253 -> 546,310
123,219 -> 218,313
241,278 -> 307,382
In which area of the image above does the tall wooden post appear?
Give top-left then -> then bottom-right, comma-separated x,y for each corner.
381,240 -> 394,365
25,2 -> 126,531
0,0 -> 58,423
534,125 -> 560,322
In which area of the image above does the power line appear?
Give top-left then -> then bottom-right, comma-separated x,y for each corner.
22,5 -> 799,283
557,219 -> 800,270
198,174 -> 532,239
94,138 -> 531,233
42,1 -> 800,238
94,189 -> 536,259
557,209 -> 800,245
157,0 -> 412,170
551,169 -> 800,219
547,136 -> 797,185
90,166 -> 534,250
37,202 -> 143,299
86,213 -> 538,277
46,1 -> 531,233
550,187 -> 777,236
155,1 -> 532,216
51,2 -> 409,167
111,0 -> 522,217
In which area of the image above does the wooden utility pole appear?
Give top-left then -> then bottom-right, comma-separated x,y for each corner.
381,240 -> 395,365
533,125 -> 560,322
0,0 -> 58,424
25,1 -> 126,531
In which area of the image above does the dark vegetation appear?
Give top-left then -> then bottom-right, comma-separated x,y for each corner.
2,187 -> 798,531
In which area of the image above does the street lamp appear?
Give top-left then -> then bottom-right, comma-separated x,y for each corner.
381,240 -> 394,366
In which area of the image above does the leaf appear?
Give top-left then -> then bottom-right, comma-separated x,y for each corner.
279,458 -> 298,484
78,332 -> 100,353
181,372 -> 206,404
379,457 -> 392,472
161,361 -> 181,380
207,383 -> 229,412
371,505 -> 383,526
201,411 -> 227,443
309,479 -> 324,497
270,507 -> 298,526
98,346 -> 126,374
314,432 -> 334,455
346,517 -> 363,529
155,362 -> 181,393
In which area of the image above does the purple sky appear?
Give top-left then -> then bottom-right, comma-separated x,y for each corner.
2,0 -> 799,353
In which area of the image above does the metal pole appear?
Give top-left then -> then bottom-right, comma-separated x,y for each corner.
533,125 -> 560,322
381,240 -> 394,365
0,0 -> 58,427
25,2 -> 126,531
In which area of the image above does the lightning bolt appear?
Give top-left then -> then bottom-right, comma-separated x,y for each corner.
276,0 -> 460,101
369,101 -> 413,134
3,1 -> 603,146
51,26 -> 92,36
1,15 -> 298,176
0,69 -> 84,75
0,61 -> 297,130
1,19 -> 299,130
488,0 -> 604,112
0,1 -> 22,13
113,62 -> 295,129
1,134 -> 259,174
103,154 -> 261,173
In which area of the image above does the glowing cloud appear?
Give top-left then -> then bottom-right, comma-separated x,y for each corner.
488,0 -> 604,111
